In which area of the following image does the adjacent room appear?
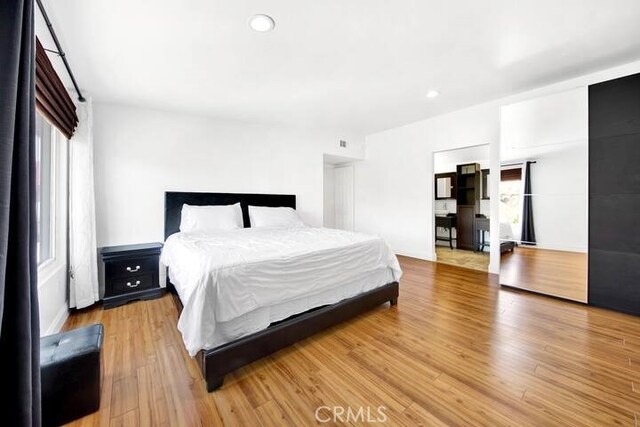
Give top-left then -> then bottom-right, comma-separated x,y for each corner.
433,145 -> 490,272
2,1 -> 640,426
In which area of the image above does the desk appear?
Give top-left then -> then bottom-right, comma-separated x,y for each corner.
435,216 -> 456,250
475,217 -> 490,252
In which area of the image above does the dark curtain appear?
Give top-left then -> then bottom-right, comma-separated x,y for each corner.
521,161 -> 537,245
0,0 -> 41,426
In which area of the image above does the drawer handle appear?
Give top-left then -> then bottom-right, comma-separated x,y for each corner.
126,280 -> 141,288
126,265 -> 141,272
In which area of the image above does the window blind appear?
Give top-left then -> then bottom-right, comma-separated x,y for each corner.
500,167 -> 522,181
35,37 -> 78,139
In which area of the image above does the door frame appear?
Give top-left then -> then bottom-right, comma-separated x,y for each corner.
431,143 -> 492,269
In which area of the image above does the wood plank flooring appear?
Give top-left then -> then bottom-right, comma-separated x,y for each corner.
500,246 -> 588,303
64,256 -> 640,426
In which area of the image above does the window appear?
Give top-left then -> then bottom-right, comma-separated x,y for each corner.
499,170 -> 523,242
35,113 -> 56,266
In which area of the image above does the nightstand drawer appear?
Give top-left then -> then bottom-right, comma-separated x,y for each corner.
99,242 -> 164,309
106,256 -> 156,279
111,274 -> 153,294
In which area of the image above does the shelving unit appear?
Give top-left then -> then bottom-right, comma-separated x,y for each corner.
456,163 -> 481,251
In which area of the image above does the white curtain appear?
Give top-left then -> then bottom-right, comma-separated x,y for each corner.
69,99 -> 100,308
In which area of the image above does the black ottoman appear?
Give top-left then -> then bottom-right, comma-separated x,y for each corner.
40,324 -> 104,427
500,240 -> 516,254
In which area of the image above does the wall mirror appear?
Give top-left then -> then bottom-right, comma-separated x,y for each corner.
499,88 -> 588,302
435,173 -> 456,199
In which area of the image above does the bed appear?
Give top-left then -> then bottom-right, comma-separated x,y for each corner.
500,222 -> 517,254
162,191 -> 401,391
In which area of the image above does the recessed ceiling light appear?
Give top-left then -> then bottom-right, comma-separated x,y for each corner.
426,90 -> 440,99
249,14 -> 275,32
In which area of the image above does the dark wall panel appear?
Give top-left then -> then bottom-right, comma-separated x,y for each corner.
589,73 -> 640,139
589,195 -> 640,254
589,72 -> 640,315
589,134 -> 640,195
589,250 -> 640,315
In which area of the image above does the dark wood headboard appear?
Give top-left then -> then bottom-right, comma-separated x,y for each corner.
164,191 -> 296,240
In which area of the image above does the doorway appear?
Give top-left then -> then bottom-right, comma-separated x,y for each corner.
433,144 -> 490,271
323,155 -> 354,231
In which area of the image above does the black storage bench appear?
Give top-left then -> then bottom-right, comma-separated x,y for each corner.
40,323 -> 104,426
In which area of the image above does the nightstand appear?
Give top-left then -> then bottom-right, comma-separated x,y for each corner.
99,242 -> 164,309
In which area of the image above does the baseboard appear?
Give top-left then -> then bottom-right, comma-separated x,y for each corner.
394,249 -> 434,262
488,265 -> 500,275
45,302 -> 70,336
527,245 -> 588,253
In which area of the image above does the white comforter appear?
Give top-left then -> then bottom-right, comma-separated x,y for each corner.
161,227 -> 402,356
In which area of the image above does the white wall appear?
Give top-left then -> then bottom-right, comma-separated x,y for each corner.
433,199 -> 491,218
356,59 -> 640,275
434,147 -> 490,174
355,104 -> 501,271
93,103 -> 364,247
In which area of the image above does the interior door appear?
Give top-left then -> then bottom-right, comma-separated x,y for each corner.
334,165 -> 354,231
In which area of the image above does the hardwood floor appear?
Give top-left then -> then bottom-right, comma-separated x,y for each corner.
435,246 -> 489,272
64,256 -> 640,426
500,246 -> 588,303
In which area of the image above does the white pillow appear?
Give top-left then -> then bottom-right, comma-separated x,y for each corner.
179,203 -> 243,233
248,206 -> 306,229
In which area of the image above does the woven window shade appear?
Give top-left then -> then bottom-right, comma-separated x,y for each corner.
500,167 -> 522,181
35,37 -> 78,139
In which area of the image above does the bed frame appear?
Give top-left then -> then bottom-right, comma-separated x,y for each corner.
164,191 -> 399,391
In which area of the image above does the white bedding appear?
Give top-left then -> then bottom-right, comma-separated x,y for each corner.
161,227 -> 402,356
500,222 -> 515,241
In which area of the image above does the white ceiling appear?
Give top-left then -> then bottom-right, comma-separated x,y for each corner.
41,0 -> 640,135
